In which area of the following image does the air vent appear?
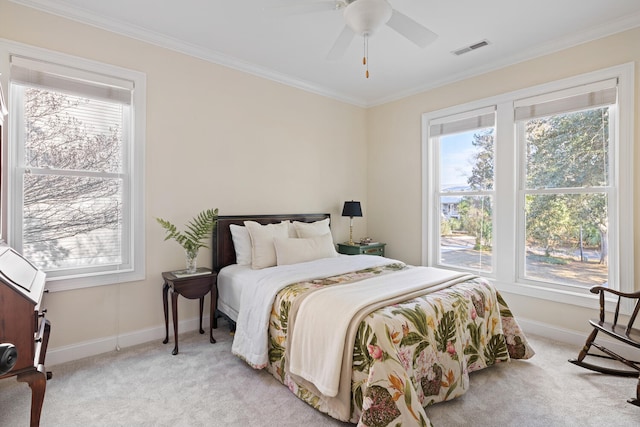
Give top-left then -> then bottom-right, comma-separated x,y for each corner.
452,40 -> 490,56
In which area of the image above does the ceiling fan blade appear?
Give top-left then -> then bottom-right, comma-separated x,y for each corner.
326,25 -> 355,60
265,1 -> 345,15
386,9 -> 437,48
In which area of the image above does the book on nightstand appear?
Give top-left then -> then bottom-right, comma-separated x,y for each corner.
172,267 -> 211,278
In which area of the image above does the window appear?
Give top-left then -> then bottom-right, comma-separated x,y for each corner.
515,80 -> 617,291
423,64 -> 634,310
429,107 -> 495,274
3,44 -> 146,291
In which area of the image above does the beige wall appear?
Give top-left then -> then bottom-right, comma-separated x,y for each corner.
0,1 -> 368,351
367,28 -> 640,335
1,0 -> 638,356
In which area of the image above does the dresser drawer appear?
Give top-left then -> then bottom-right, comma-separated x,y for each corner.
361,245 -> 384,256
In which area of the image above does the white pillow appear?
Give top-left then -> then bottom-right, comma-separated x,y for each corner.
244,220 -> 290,269
274,233 -> 338,266
293,218 -> 331,238
288,223 -> 298,237
229,224 -> 252,266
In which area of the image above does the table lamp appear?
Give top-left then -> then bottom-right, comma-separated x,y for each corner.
342,200 -> 362,245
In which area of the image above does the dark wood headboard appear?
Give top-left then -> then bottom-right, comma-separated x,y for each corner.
212,213 -> 331,272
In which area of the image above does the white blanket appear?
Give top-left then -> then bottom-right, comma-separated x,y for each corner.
231,255 -> 402,368
287,266 -> 468,397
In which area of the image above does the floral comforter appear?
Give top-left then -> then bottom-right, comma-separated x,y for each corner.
265,262 -> 534,427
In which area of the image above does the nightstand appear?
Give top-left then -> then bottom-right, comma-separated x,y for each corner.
337,242 -> 386,256
162,268 -> 217,355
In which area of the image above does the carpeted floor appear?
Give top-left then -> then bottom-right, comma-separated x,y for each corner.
0,320 -> 638,426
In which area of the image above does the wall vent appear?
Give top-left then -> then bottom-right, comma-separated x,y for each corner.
452,40 -> 490,56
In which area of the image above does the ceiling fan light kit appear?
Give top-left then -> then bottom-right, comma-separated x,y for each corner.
343,0 -> 393,78
343,0 -> 392,36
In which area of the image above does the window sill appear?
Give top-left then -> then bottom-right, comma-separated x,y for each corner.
492,279 -> 632,316
44,268 -> 145,292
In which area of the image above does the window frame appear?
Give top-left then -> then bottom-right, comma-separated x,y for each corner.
422,63 -> 635,313
0,40 -> 146,291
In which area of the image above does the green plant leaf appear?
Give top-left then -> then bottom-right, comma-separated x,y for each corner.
156,208 -> 218,254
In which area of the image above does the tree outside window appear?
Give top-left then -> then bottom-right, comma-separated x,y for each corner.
438,125 -> 494,274
521,108 -> 609,287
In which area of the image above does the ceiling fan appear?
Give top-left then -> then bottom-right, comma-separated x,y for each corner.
275,0 -> 437,60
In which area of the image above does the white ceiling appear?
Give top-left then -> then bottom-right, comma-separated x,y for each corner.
12,0 -> 640,107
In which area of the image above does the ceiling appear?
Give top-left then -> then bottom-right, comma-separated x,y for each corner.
12,0 -> 640,107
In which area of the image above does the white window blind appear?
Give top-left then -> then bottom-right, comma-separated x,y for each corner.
514,78 -> 617,121
429,106 -> 496,137
10,55 -> 133,104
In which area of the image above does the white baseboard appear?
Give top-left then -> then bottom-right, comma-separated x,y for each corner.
517,317 -> 589,345
46,315 -> 210,366
46,315 -> 636,366
517,317 -> 638,361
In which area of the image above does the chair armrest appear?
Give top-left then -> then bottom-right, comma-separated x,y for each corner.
589,285 -> 640,299
590,285 -> 640,328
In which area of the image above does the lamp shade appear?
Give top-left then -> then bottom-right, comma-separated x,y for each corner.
342,201 -> 363,218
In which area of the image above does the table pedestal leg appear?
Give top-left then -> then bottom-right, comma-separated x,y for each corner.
171,290 -> 179,355
209,291 -> 216,344
199,297 -> 205,334
162,282 -> 169,344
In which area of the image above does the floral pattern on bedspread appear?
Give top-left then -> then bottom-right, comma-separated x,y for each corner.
265,264 -> 534,427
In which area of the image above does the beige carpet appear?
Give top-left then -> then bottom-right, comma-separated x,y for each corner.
1,320 -> 638,426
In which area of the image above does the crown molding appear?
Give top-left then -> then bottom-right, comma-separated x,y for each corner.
10,0 -> 640,108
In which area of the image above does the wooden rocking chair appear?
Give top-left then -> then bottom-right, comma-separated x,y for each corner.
569,285 -> 640,406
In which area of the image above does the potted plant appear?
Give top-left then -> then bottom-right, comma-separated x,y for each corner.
156,208 -> 218,273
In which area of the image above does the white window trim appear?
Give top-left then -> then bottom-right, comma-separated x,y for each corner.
0,39 -> 146,291
422,63 -> 634,314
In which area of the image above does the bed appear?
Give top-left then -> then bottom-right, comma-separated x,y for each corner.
212,213 -> 534,427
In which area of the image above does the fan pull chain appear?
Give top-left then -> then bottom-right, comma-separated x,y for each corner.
363,34 -> 369,78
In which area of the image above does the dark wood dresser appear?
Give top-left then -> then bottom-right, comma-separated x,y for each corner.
0,246 -> 51,427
